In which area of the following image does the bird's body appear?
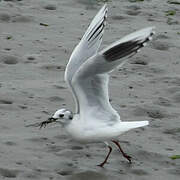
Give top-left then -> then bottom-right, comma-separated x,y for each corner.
65,114 -> 148,143
39,4 -> 155,166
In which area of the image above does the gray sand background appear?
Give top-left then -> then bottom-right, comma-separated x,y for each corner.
0,0 -> 180,179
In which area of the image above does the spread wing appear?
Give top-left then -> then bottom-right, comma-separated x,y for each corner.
65,4 -> 108,113
72,27 -> 155,123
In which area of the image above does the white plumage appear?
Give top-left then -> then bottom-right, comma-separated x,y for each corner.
64,4 -> 154,142
40,4 -> 155,167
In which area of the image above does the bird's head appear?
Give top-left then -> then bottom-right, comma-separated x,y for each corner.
49,108 -> 73,125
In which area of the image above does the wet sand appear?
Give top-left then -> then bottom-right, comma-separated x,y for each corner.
0,0 -> 180,179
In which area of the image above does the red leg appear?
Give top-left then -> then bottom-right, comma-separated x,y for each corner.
97,145 -> 112,167
112,140 -> 132,163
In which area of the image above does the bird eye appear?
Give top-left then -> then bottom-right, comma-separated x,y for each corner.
59,114 -> 64,118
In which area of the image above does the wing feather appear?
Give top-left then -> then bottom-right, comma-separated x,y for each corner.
72,27 -> 155,122
64,4 -> 108,113
102,27 -> 155,62
65,4 -> 107,83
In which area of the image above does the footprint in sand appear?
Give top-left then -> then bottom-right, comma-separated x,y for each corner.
26,56 -> 36,61
57,169 -> 74,176
111,15 -> 129,21
163,128 -> 180,142
166,86 -> 180,94
136,150 -> 176,168
151,41 -> 170,51
158,76 -> 180,86
3,141 -> 17,146
26,137 -> 49,144
171,92 -> 180,103
68,171 -> 108,180
40,64 -> 65,71
153,97 -> 172,107
0,13 -> 11,22
133,105 -> 167,119
126,10 -> 141,16
48,96 -> 65,102
0,55 -> 19,65
0,12 -> 33,23
76,0 -> 98,9
130,169 -> 149,176
0,168 -> 19,178
3,0 -> 19,1
53,85 -> 67,89
155,34 -> 169,40
20,170 -> 42,179
163,128 -> 180,136
43,4 -> 57,10
24,54 -> 41,64
0,99 -> 13,105
71,146 -> 83,150
11,15 -> 33,23
46,145 -> 63,153
130,56 -> 149,65
167,168 -> 180,175
130,64 -> 165,76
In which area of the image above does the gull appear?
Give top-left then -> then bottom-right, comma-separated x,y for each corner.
39,4 -> 155,167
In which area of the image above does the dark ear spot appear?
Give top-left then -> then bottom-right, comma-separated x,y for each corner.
59,114 -> 64,118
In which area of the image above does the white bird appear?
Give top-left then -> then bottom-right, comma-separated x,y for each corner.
39,4 -> 155,167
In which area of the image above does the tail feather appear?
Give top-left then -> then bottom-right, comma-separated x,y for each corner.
94,121 -> 149,140
119,121 -> 149,132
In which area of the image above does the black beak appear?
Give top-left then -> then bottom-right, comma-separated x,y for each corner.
48,117 -> 55,120
48,117 -> 58,122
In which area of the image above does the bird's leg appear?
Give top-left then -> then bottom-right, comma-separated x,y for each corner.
97,144 -> 112,167
112,140 -> 132,163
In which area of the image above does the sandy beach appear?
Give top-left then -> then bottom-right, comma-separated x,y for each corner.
0,0 -> 180,179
